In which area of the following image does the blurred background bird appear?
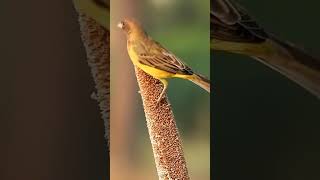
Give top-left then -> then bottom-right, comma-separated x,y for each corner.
211,0 -> 320,98
118,18 -> 210,102
73,0 -> 109,29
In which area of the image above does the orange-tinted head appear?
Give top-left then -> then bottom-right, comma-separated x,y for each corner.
117,18 -> 146,36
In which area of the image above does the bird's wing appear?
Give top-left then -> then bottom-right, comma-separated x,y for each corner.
211,0 -> 240,25
73,0 -> 109,29
135,40 -> 194,75
211,0 -> 268,43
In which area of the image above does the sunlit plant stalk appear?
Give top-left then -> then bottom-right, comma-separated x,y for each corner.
73,1 -> 110,148
134,67 -> 190,180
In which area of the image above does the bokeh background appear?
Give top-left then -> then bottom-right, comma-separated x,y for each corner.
212,0 -> 320,180
0,0 -> 108,179
110,0 -> 210,179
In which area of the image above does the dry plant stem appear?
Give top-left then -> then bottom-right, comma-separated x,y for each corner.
134,67 -> 190,180
78,13 -> 110,148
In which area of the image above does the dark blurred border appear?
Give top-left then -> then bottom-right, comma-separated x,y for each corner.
0,0 -> 108,179
211,0 -> 320,180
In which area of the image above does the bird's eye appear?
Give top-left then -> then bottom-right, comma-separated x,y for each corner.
117,21 -> 125,29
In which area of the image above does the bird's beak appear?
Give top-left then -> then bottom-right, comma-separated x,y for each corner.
117,22 -> 124,29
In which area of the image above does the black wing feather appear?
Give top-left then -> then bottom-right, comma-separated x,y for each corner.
211,0 -> 268,43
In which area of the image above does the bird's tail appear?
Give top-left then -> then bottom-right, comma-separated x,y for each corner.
255,35 -> 320,98
188,73 -> 211,93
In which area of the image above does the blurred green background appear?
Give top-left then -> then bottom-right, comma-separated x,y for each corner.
111,0 -> 210,179
212,0 -> 320,180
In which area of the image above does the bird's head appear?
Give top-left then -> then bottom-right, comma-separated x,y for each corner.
117,18 -> 146,37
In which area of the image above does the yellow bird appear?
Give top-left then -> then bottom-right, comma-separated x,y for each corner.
118,18 -> 210,102
72,0 -> 109,29
211,0 -> 320,98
